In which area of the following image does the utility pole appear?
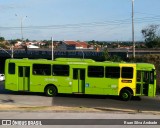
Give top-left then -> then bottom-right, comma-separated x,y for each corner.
11,45 -> 14,58
132,0 -> 135,58
15,14 -> 27,42
51,37 -> 54,60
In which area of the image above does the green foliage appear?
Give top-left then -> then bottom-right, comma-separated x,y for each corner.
10,40 -> 17,45
109,55 -> 122,62
26,39 -> 30,42
0,43 -> 8,49
0,37 -> 5,42
128,54 -> 160,64
103,48 -> 110,60
103,48 -> 122,62
142,24 -> 160,48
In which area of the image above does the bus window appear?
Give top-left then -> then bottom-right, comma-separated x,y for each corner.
143,71 -> 149,82
52,65 -> 69,76
73,69 -> 78,79
136,71 -> 141,82
33,64 -> 51,76
88,66 -> 104,77
150,71 -> 154,84
18,67 -> 30,77
105,67 -> 120,78
9,63 -> 15,74
19,67 -> 23,77
80,69 -> 85,80
73,69 -> 85,80
122,67 -> 133,79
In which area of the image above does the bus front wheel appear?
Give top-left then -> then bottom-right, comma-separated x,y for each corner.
45,86 -> 57,97
120,89 -> 132,101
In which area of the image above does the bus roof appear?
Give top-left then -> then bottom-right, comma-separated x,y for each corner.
136,63 -> 155,70
5,58 -> 155,70
55,58 -> 95,63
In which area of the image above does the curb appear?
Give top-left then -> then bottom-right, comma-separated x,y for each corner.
94,107 -> 160,115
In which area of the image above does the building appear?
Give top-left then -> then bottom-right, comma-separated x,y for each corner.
57,41 -> 89,50
14,41 -> 23,48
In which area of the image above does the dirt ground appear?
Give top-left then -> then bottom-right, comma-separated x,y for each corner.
0,104 -> 101,112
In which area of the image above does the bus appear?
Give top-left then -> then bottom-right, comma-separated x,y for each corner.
5,58 -> 156,101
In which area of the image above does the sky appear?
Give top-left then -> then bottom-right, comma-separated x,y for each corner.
0,0 -> 160,41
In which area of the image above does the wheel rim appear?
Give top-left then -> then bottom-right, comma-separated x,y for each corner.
48,89 -> 53,95
122,92 -> 128,99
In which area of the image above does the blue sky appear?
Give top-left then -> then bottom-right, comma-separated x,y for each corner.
0,0 -> 160,41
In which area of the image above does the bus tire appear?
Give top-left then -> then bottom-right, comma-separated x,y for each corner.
120,89 -> 132,101
45,85 -> 57,97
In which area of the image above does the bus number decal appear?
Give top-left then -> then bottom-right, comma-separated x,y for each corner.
111,85 -> 117,88
45,78 -> 58,82
121,80 -> 132,83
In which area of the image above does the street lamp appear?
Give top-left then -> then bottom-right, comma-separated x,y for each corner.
132,0 -> 135,58
15,14 -> 27,42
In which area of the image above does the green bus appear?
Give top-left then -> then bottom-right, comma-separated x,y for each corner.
5,58 -> 156,101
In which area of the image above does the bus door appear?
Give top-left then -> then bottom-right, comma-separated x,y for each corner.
136,71 -> 155,96
72,68 -> 85,93
18,66 -> 30,91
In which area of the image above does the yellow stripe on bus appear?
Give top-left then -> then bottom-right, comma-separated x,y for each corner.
118,63 -> 136,96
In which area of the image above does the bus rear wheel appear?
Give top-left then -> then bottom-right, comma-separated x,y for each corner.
120,89 -> 132,101
45,86 -> 57,97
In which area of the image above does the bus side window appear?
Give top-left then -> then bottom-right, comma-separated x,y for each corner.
150,71 -> 154,84
33,70 -> 37,75
88,66 -> 104,78
73,69 -> 78,79
105,67 -> 120,78
9,63 -> 15,74
143,71 -> 150,83
33,64 -> 51,76
52,65 -> 69,76
18,67 -> 23,77
122,67 -> 133,79
136,71 -> 141,82
80,69 -> 85,80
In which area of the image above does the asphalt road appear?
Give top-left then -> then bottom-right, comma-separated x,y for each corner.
0,81 -> 160,112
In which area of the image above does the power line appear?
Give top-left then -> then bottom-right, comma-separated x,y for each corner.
1,15 -> 160,31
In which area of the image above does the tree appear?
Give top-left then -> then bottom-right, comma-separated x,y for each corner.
141,24 -> 160,48
0,37 -> 5,42
103,48 -> 110,60
10,40 -> 17,45
26,39 -> 30,42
